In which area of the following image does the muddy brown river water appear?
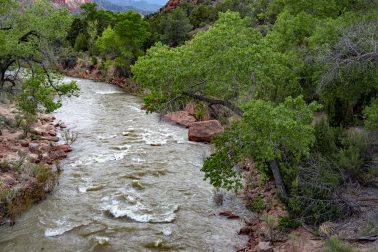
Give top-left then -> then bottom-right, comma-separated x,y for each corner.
0,78 -> 247,252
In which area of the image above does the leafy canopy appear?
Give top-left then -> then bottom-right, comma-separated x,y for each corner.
201,96 -> 318,190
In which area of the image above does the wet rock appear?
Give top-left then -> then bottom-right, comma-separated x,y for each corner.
19,140 -> 29,147
39,136 -> 59,142
253,241 -> 273,252
48,130 -> 57,136
163,111 -> 196,128
188,120 -> 224,142
50,150 -> 67,160
59,123 -> 67,129
239,226 -> 256,235
56,144 -> 72,153
39,115 -> 55,122
219,211 -> 239,219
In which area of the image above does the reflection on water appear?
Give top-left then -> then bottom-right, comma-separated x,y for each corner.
0,78 -> 247,251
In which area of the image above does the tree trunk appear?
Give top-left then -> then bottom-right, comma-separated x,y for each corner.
269,159 -> 289,201
183,92 -> 244,116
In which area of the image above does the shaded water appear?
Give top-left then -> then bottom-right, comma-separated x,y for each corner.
0,78 -> 247,251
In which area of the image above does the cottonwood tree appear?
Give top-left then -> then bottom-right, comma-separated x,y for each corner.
201,96 -> 318,199
132,11 -> 300,115
0,0 -> 78,114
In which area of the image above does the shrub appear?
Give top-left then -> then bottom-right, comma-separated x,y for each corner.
337,129 -> 371,181
249,196 -> 265,213
323,236 -> 357,252
278,216 -> 301,231
32,164 -> 54,183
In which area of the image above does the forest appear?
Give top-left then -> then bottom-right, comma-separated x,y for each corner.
0,0 -> 377,251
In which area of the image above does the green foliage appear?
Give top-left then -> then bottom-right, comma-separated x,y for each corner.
133,12 -> 304,114
32,164 -> 54,183
189,4 -> 217,28
278,216 -> 301,231
96,11 -> 150,76
337,129 -> 371,180
313,119 -> 337,157
249,196 -> 265,213
364,99 -> 378,131
323,236 -> 357,252
202,96 -> 318,190
17,70 -> 79,115
74,32 -> 88,52
148,8 -> 193,47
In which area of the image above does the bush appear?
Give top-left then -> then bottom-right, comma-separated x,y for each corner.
313,119 -> 337,158
364,99 -> 378,131
288,153 -> 347,224
324,236 -> 357,252
249,196 -> 265,213
32,164 -> 54,183
337,129 -> 371,181
278,216 -> 301,231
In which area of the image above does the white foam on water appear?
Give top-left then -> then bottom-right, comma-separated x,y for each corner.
45,226 -> 74,237
106,202 -> 179,223
95,90 -> 124,95
101,192 -> 179,223
44,219 -> 86,237
92,236 -> 110,245
162,226 -> 172,236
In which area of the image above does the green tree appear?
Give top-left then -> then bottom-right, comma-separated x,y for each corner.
74,32 -> 87,52
96,11 -> 150,76
0,0 -> 78,113
133,11 -> 301,115
148,8 -> 193,47
202,96 -> 318,198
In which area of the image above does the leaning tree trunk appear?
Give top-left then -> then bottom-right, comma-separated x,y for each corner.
269,159 -> 289,201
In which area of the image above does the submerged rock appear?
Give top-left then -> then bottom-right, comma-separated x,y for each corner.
188,120 -> 224,142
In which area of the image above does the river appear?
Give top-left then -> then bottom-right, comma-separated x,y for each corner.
0,78 -> 247,251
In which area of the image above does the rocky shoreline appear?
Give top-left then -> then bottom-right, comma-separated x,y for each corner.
0,105 -> 73,225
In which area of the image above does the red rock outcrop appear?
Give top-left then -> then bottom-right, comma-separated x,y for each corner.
188,120 -> 224,142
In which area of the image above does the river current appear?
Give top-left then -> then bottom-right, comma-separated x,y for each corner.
0,78 -> 247,251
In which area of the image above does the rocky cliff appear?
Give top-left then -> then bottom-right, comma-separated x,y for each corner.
51,0 -> 90,12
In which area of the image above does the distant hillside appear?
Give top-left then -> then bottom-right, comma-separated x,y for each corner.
106,0 -> 161,12
93,0 -> 149,14
50,0 -> 164,14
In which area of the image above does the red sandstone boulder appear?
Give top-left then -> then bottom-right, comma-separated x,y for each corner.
163,111 -> 197,128
29,122 -> 44,135
188,120 -> 224,142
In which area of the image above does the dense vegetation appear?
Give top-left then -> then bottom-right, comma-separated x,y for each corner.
1,0 -> 377,228
0,0 -> 78,117
131,0 -> 378,225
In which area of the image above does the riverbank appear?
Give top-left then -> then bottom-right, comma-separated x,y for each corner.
0,104 -> 72,225
60,58 -> 140,94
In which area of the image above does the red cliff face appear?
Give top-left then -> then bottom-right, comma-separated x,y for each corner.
51,0 -> 91,12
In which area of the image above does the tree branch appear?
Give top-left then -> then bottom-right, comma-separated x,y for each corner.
182,91 -> 244,116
